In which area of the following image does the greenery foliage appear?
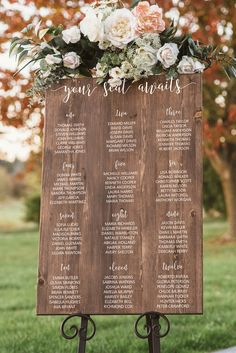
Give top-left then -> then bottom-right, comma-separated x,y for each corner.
24,194 -> 41,224
203,158 -> 226,215
9,1 -> 236,102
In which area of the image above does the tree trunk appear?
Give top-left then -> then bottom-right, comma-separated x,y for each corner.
220,166 -> 236,240
205,147 -> 236,240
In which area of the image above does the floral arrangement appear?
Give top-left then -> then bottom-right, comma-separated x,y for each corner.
10,0 -> 236,101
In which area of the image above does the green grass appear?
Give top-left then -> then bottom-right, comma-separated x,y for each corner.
0,199 -> 35,232
0,215 -> 236,353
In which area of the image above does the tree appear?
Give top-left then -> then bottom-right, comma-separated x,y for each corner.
0,0 -> 236,238
168,0 -> 236,239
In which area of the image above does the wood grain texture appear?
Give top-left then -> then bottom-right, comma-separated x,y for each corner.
37,74 -> 203,315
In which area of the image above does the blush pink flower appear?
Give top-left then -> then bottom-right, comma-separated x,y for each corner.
132,1 -> 165,34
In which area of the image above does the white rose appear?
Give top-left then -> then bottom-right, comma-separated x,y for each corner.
133,47 -> 157,70
156,43 -> 179,68
80,7 -> 104,43
194,60 -> 205,72
108,77 -> 123,88
177,56 -> 205,74
109,66 -> 124,79
62,26 -> 81,44
45,54 -> 62,65
104,8 -> 137,49
63,52 -> 81,69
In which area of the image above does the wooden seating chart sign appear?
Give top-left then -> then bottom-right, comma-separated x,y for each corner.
37,74 -> 203,315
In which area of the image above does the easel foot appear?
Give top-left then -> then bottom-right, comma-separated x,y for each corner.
61,312 -> 170,353
61,314 -> 96,353
135,312 -> 170,353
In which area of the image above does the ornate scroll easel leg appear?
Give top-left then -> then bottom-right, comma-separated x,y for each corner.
146,313 -> 160,353
61,314 -> 96,353
135,312 -> 170,353
78,315 -> 89,353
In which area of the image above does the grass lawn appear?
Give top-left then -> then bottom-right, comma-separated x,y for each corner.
0,204 -> 236,353
0,199 -> 35,232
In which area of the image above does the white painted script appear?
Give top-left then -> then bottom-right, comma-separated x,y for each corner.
52,78 -> 197,103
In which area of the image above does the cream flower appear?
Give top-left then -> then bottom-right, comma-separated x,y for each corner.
96,0 -> 119,6
121,61 -> 134,79
45,54 -> 62,65
133,46 -> 157,70
177,56 -> 205,74
108,77 -> 123,87
62,26 -> 81,44
95,63 -> 108,78
156,43 -> 179,68
80,7 -> 104,43
109,66 -> 124,79
63,52 -> 81,69
98,40 -> 111,50
135,33 -> 161,50
132,1 -> 165,34
104,8 -> 137,49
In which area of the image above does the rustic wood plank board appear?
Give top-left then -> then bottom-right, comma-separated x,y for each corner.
37,74 -> 202,315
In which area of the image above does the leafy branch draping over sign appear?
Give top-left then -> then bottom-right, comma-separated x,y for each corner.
10,0 -> 236,102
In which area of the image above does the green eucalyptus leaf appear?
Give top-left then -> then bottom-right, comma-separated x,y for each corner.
80,37 -> 89,50
9,41 -> 20,57
47,25 -> 63,36
15,46 -> 26,59
79,66 -> 92,77
166,67 -> 178,79
14,57 -> 41,76
225,64 -> 236,78
35,20 -> 42,36
152,65 -> 162,75
10,38 -> 30,57
21,24 -> 34,34
18,39 -> 31,46
39,28 -> 50,40
17,49 -> 29,65
188,47 -> 195,56
41,47 -> 54,55
53,36 -> 67,49
40,59 -> 49,71
188,38 -> 202,56
11,37 -> 20,45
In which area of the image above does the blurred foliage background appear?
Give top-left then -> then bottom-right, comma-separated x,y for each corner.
0,1 -> 236,353
0,0 -> 235,235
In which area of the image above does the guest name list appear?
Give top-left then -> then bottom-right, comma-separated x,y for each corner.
37,75 -> 202,315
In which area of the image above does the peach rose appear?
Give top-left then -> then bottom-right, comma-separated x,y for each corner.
132,1 -> 165,34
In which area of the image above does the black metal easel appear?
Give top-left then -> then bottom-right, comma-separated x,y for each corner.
135,312 -> 170,353
61,312 -> 170,353
61,314 -> 96,353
